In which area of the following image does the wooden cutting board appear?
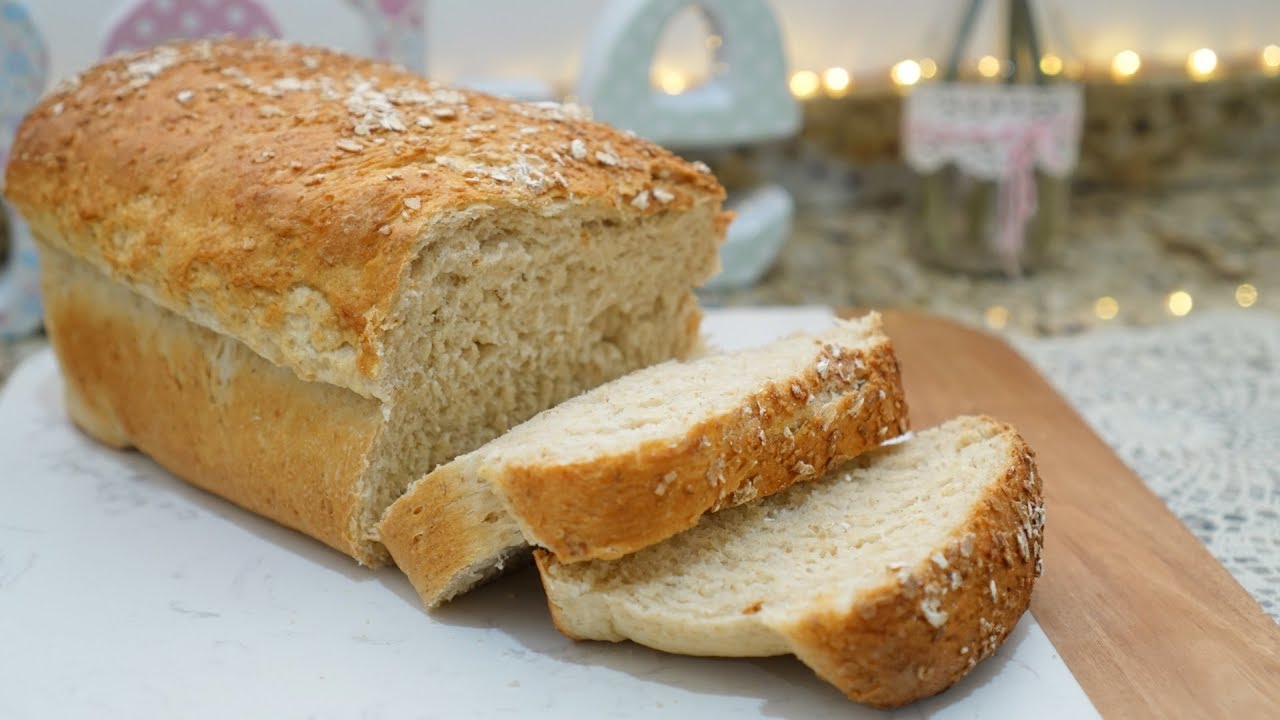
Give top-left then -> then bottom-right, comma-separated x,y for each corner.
840,309 -> 1280,717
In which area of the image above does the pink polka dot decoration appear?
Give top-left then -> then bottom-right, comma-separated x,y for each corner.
0,1 -> 48,173
103,0 -> 281,57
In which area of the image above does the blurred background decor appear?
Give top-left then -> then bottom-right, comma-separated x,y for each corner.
0,0 -> 45,338
345,0 -> 426,73
578,0 -> 799,289
903,0 -> 1082,277
102,0 -> 282,55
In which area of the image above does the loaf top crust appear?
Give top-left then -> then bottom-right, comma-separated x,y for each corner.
6,39 -> 725,396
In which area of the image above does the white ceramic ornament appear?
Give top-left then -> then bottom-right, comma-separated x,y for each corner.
578,0 -> 799,290
0,0 -> 46,337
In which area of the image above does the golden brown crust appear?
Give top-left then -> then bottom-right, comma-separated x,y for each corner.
377,459 -> 527,607
6,39 -> 725,394
41,244 -> 386,564
782,420 -> 1043,708
501,329 -> 909,562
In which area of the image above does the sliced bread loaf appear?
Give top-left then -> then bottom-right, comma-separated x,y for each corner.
536,416 -> 1043,708
11,40 -> 726,565
379,313 -> 908,607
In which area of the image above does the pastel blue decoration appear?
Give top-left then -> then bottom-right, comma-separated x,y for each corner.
702,185 -> 793,290
578,0 -> 798,146
578,0 -> 799,290
0,0 -> 46,338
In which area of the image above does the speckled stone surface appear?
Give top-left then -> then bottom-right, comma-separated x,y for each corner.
701,181 -> 1280,336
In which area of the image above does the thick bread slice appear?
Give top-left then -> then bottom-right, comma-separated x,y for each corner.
379,313 -> 908,607
10,40 -> 725,564
536,416 -> 1043,708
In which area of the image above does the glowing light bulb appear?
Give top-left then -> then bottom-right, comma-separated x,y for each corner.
891,60 -> 922,87
1262,45 -> 1280,74
984,306 -> 1009,329
1167,291 -> 1193,317
1236,283 -> 1258,308
654,69 -> 688,95
1186,48 -> 1218,81
1111,50 -> 1141,81
1094,296 -> 1119,320
1039,54 -> 1064,76
977,55 -> 1002,78
822,67 -> 851,96
789,70 -> 819,99
919,58 -> 938,79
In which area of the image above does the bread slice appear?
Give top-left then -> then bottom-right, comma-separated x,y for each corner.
536,416 -> 1044,708
379,313 -> 908,607
10,40 -> 725,564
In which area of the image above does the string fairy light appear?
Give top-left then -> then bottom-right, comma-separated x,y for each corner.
984,305 -> 1009,329
1094,296 -> 1119,320
1236,283 -> 1258,308
1186,48 -> 1218,81
789,70 -> 819,98
977,55 -> 1002,78
890,59 -> 922,87
822,67 -> 851,96
653,68 -> 688,95
1111,50 -> 1141,81
1167,290 -> 1194,317
1263,45 -> 1280,74
1039,53 -> 1064,76
775,43 -> 1280,104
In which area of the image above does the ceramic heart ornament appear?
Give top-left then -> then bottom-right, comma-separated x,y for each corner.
0,0 -> 47,337
102,0 -> 281,56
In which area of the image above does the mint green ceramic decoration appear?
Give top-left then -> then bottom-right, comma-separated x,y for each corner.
578,0 -> 797,146
578,0 -> 798,290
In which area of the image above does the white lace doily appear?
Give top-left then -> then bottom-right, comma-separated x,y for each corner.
903,83 -> 1083,179
1015,311 -> 1280,620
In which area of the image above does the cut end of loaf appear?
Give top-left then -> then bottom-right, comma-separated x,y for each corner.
538,416 -> 1044,708
353,198 -> 722,557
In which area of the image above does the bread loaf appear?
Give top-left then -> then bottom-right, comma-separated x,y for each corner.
537,416 -> 1044,708
379,314 -> 908,606
6,39 -> 726,564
